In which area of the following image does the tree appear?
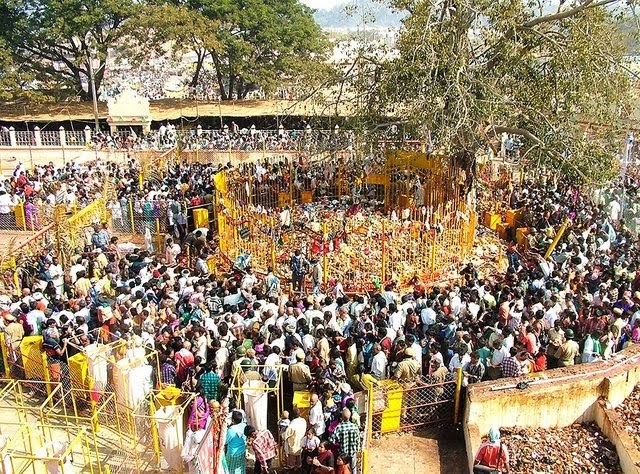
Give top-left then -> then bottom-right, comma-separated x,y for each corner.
356,0 -> 634,184
196,0 -> 330,100
126,2 -> 221,89
0,40 -> 23,101
3,0 -> 140,101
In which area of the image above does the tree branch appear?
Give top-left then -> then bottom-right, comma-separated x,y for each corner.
522,0 -> 619,28
484,125 -> 544,145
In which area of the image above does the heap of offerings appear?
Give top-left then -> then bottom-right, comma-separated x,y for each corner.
500,423 -> 622,474
614,385 -> 640,448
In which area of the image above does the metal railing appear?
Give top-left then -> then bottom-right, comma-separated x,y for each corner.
15,131 -> 34,147
1,128 -> 357,152
40,130 -> 61,146
66,130 -> 87,146
0,130 -> 10,146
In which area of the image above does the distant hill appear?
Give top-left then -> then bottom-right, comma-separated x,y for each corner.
313,0 -> 404,29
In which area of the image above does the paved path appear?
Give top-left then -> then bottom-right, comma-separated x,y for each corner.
369,430 -> 468,474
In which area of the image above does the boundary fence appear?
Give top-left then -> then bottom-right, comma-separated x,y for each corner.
214,150 -> 477,292
369,369 -> 463,437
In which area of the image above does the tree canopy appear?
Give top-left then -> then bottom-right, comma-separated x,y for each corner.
172,0 -> 330,100
356,0 -> 635,184
2,0 -> 140,101
0,0 -> 329,103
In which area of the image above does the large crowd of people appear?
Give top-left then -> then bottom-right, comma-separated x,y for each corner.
1,149 -> 639,473
88,126 -> 354,153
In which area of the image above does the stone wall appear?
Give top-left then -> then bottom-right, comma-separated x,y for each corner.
464,344 -> 640,472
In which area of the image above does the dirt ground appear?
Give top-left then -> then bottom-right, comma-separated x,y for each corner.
368,429 -> 468,474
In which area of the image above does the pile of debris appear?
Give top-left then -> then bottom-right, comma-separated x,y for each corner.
500,423 -> 621,473
471,227 -> 508,278
614,385 -> 640,447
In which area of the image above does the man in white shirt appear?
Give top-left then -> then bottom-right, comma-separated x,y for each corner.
448,291 -> 462,316
26,301 -> 46,335
420,300 -> 437,330
263,346 -> 282,386
223,287 -> 243,307
370,343 -> 387,379
49,257 -> 64,296
321,297 -> 337,318
308,394 -> 325,437
304,303 -> 324,327
241,267 -> 258,291
487,340 -> 509,379
193,327 -> 208,362
0,190 -> 12,219
388,305 -> 404,332
381,285 -> 398,307
407,334 -> 423,373
448,348 -> 471,373
165,238 -> 181,265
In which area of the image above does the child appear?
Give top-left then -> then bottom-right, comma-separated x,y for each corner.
302,428 -> 321,474
336,454 -> 352,474
278,410 -> 290,438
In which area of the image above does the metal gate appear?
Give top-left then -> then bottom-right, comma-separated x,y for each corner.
370,369 -> 462,436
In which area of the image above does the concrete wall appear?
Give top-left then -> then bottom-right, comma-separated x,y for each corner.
464,344 -> 640,472
595,400 -> 640,474
0,147 -> 131,173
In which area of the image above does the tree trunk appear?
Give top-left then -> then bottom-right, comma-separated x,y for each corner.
228,74 -> 236,101
210,49 -> 228,100
190,49 -> 205,88
235,78 -> 244,100
75,68 -> 90,101
93,60 -> 105,101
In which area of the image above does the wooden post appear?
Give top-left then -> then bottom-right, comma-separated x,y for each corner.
337,157 -> 342,198
0,333 -> 9,377
385,156 -> 391,212
12,260 -> 20,296
128,199 -> 135,233
184,200 -> 189,235
232,207 -> 239,252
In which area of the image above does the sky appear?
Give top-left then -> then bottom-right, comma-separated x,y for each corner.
301,0 -> 347,9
